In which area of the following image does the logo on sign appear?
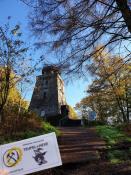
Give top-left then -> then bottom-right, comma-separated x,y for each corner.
3,147 -> 23,167
33,148 -> 47,165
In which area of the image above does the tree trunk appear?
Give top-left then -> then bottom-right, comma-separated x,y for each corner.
109,81 -> 127,123
116,0 -> 131,34
0,107 -> 4,123
126,102 -> 129,123
126,97 -> 130,123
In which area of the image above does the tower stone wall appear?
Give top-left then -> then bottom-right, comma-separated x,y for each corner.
29,66 -> 66,117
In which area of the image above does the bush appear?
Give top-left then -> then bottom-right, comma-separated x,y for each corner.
108,150 -> 130,164
117,123 -> 131,132
0,110 -> 60,144
1,111 -> 43,136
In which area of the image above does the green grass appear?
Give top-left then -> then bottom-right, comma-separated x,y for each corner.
96,125 -> 131,163
42,122 -> 61,136
96,125 -> 130,145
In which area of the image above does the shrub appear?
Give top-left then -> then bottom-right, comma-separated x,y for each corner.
0,110 -> 60,144
1,111 -> 43,136
108,150 -> 130,164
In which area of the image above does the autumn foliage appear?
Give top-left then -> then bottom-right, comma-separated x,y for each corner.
76,48 -> 131,124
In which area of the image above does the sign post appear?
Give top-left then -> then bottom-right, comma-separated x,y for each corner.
0,133 -> 62,175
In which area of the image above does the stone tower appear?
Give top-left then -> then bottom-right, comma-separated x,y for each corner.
29,65 -> 66,117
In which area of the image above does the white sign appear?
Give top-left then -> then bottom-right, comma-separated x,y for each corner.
0,132 -> 62,175
41,111 -> 45,117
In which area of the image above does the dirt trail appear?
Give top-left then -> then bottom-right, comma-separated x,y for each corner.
35,127 -> 131,175
58,127 -> 106,164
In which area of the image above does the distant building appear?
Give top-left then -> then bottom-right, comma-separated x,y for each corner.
29,65 -> 66,117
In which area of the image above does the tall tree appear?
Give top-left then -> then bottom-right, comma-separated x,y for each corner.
86,49 -> 131,123
21,0 -> 131,75
0,22 -> 33,122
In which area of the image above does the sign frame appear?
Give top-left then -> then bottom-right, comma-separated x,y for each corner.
0,132 -> 62,175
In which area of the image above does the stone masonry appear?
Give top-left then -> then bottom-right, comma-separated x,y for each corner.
29,66 -> 66,117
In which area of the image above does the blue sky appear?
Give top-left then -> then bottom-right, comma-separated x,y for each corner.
0,0 -> 91,107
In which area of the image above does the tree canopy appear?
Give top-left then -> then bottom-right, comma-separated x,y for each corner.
21,0 -> 131,76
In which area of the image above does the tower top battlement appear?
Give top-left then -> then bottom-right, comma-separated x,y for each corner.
42,65 -> 60,75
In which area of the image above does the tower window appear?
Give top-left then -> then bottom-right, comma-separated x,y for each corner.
43,92 -> 47,98
45,80 -> 48,85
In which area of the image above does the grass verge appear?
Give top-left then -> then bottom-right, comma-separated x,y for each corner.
96,125 -> 131,163
96,125 -> 131,145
